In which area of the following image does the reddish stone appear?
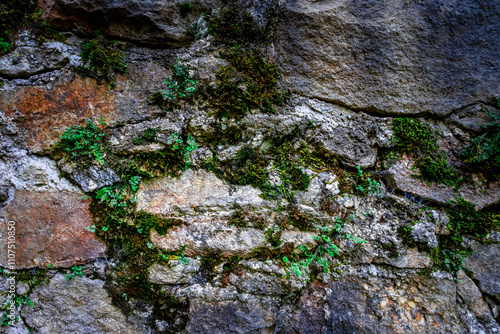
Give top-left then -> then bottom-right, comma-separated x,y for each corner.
0,190 -> 106,269
0,64 -> 168,153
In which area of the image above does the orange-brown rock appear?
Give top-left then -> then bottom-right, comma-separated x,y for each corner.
0,63 -> 168,153
0,190 -> 106,268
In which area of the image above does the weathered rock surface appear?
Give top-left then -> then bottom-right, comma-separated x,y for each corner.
465,241 -> 500,303
186,297 -> 279,334
277,0 -> 500,116
149,259 -> 200,285
151,222 -> 268,257
0,61 -> 170,153
69,165 -> 121,192
285,275 -> 468,333
137,169 -> 272,214
22,273 -> 140,333
38,0 -> 221,46
0,190 -> 106,268
0,42 -> 72,78
387,157 -> 500,209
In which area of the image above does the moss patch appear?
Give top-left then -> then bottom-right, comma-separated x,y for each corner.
392,118 -> 458,186
78,32 -> 127,88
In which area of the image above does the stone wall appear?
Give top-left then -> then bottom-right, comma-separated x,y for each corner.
0,0 -> 499,333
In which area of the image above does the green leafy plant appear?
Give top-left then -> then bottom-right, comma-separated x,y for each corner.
355,166 -> 384,197
166,133 -> 198,170
96,184 -> 136,208
85,225 -> 96,233
79,32 -> 127,87
64,266 -> 84,281
283,219 -> 366,281
148,60 -> 198,107
461,102 -> 500,176
57,118 -> 106,166
0,38 -> 8,53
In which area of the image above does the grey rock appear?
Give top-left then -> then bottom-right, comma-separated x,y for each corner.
70,166 -> 121,192
375,248 -> 432,269
22,273 -> 140,333
189,147 -> 214,167
186,297 -> 279,334
137,169 -> 272,214
387,157 -> 500,209
227,271 -> 286,295
447,103 -> 499,132
149,259 -> 200,285
39,0 -> 222,46
411,221 -> 438,248
151,222 -> 268,258
276,0 -> 500,116
0,42 -> 72,78
465,241 -> 500,303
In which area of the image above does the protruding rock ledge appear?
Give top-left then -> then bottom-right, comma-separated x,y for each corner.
387,157 -> 500,209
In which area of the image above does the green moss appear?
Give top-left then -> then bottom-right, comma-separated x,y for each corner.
397,225 -> 417,248
392,118 -> 458,187
204,48 -> 289,119
180,3 -> 193,18
78,32 -> 127,87
200,253 -> 223,282
207,1 -> 267,44
131,128 -> 157,146
15,268 -> 50,289
414,199 -> 499,277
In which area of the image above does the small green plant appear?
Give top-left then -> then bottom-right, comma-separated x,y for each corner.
148,60 -> 198,107
57,118 -> 106,166
78,32 -> 127,87
392,118 -> 458,186
283,220 -> 366,281
166,133 -> 198,170
64,266 -> 84,281
462,102 -> 500,176
85,225 -> 96,233
96,184 -> 136,208
128,176 -> 142,192
355,166 -> 384,197
0,38 -> 9,53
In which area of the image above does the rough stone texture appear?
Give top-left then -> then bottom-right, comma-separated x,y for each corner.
375,248 -> 432,269
284,275 -> 468,334
0,42 -> 72,78
276,0 -> 500,116
411,221 -> 438,248
22,273 -> 140,333
148,259 -> 200,285
38,0 -> 221,46
465,241 -> 500,303
137,169 -> 272,214
186,297 -> 279,334
387,157 -> 500,209
0,190 -> 106,268
151,221 -> 268,257
0,61 -> 170,154
69,165 -> 121,192
456,270 -> 494,323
